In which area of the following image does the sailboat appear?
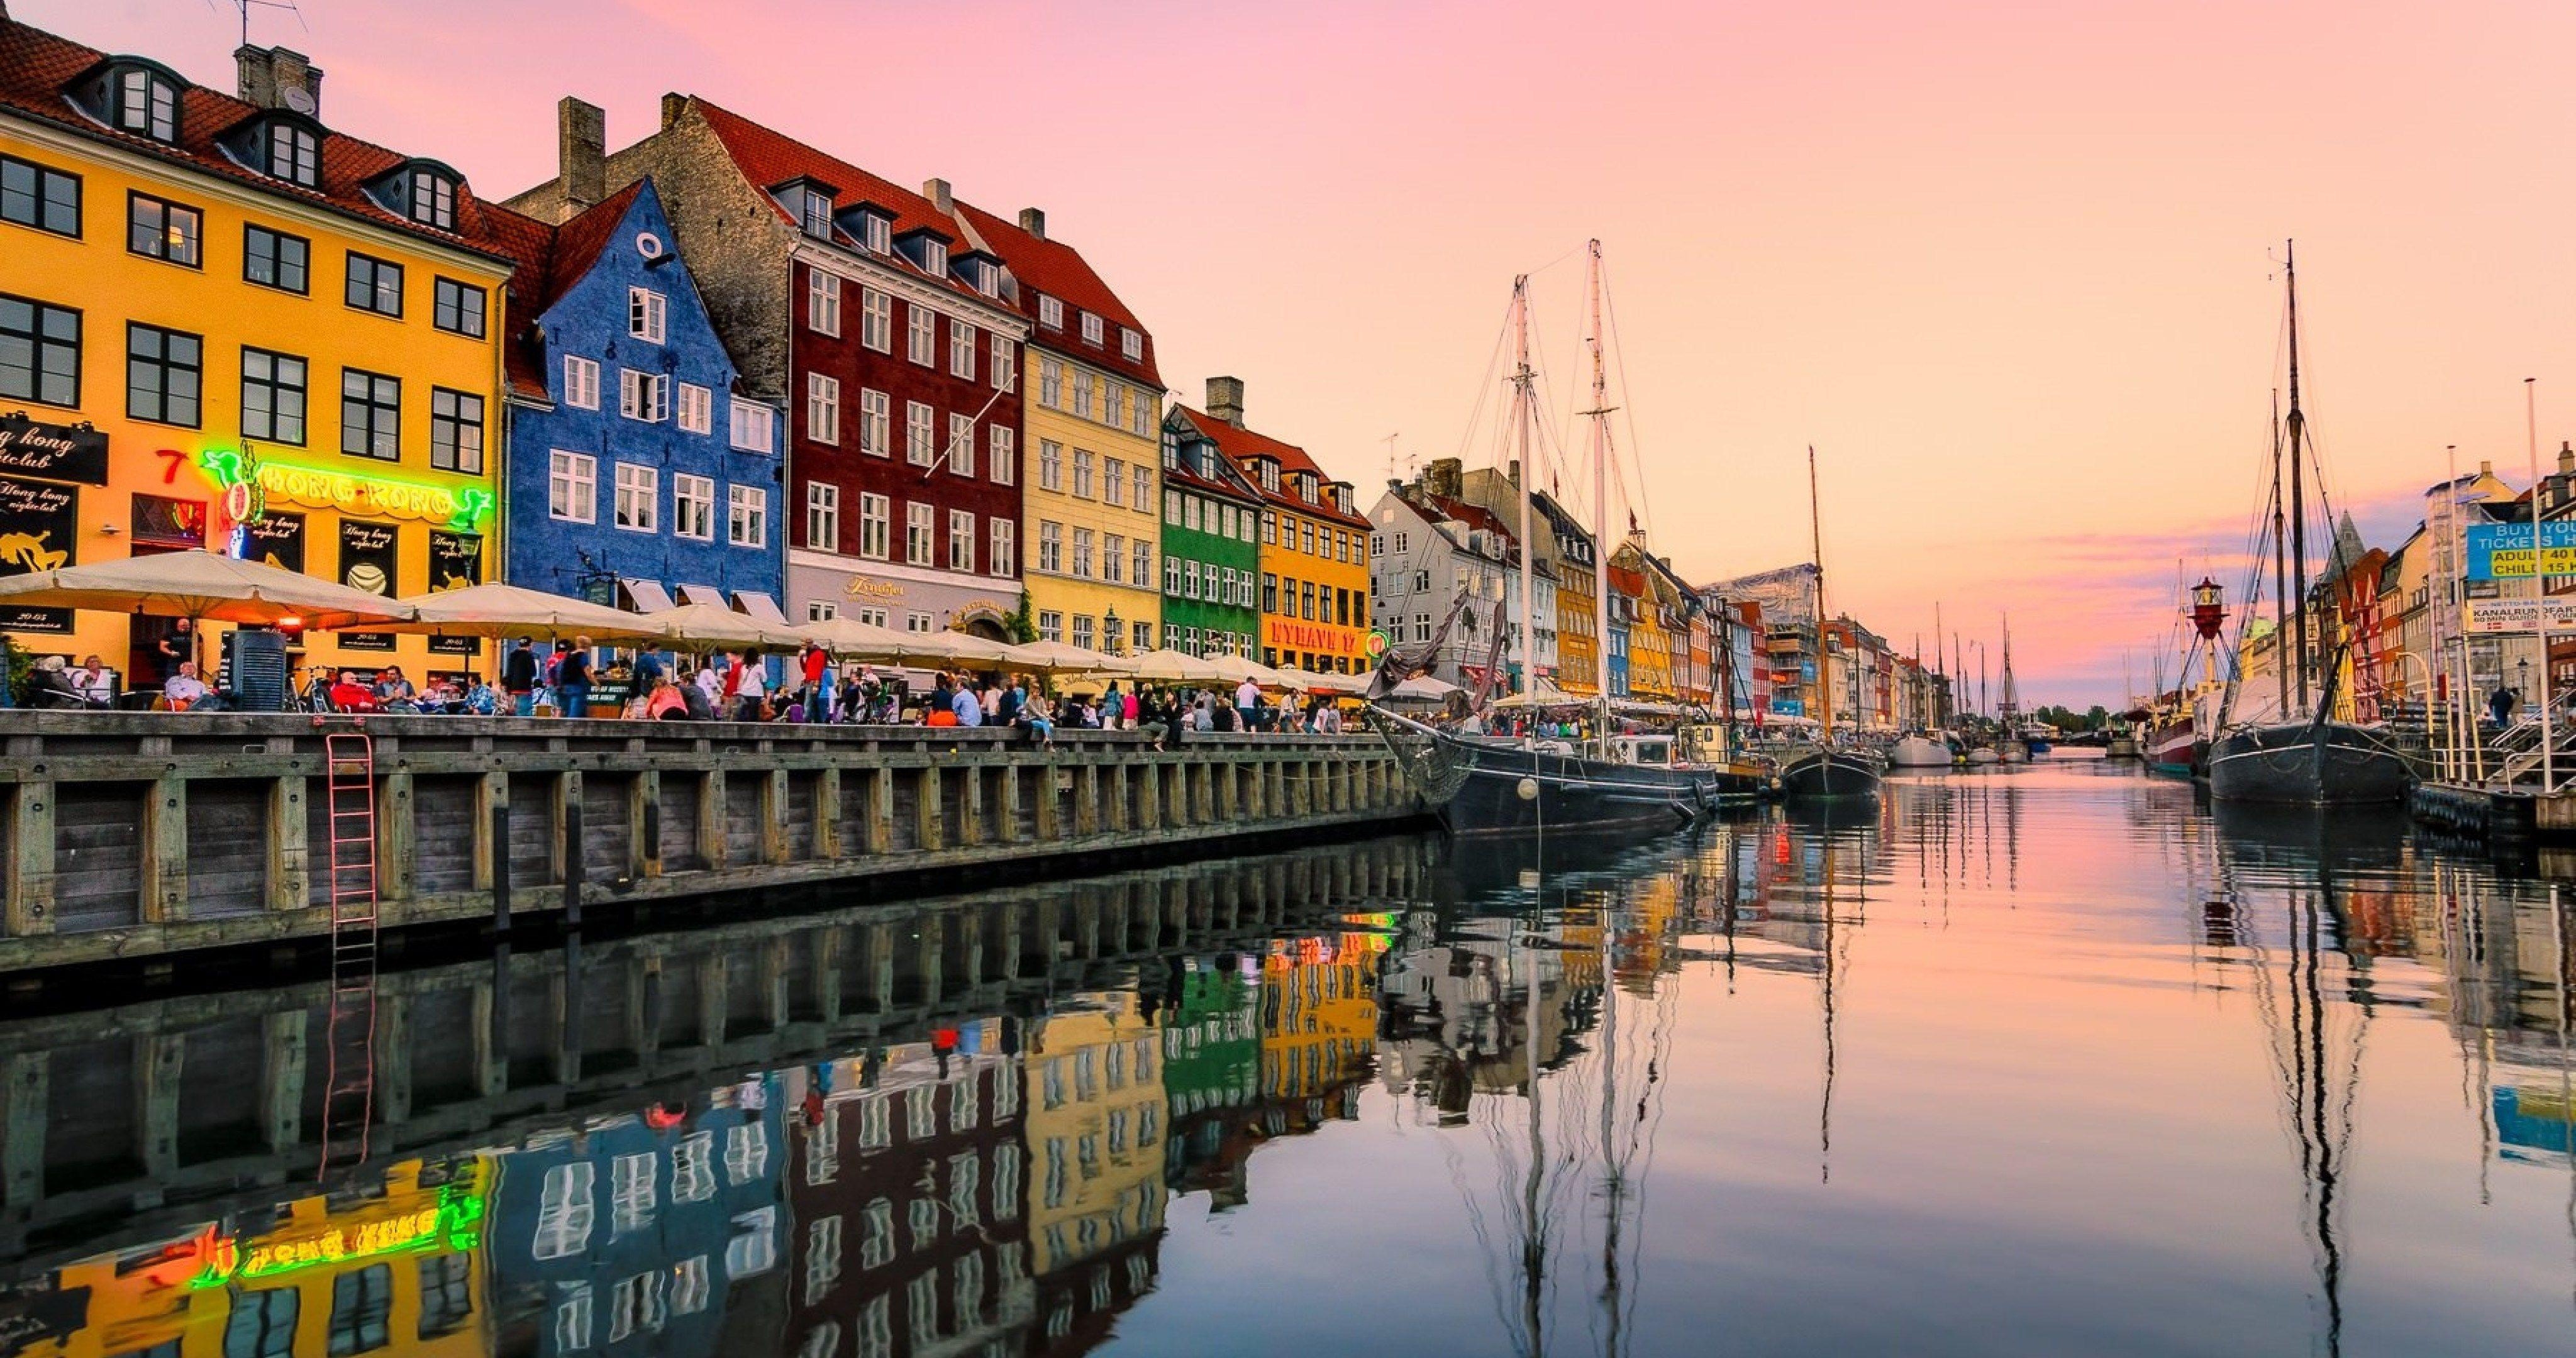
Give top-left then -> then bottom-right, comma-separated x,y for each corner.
1996,617 -> 2030,762
1376,247 -> 1717,835
2206,243 -> 2413,805
1779,448 -> 1888,798
1889,624 -> 1955,768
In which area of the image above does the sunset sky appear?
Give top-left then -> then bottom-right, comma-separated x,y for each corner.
32,0 -> 2576,705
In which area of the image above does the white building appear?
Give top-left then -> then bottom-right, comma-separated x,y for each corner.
1368,458 -> 1556,690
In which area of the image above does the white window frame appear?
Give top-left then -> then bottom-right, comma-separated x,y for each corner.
730,399 -> 774,452
1072,448 -> 1094,499
991,334 -> 1014,390
1039,358 -> 1062,409
808,482 -> 841,553
674,473 -> 716,541
858,492 -> 890,560
1039,440 -> 1063,491
947,413 -> 974,477
859,389 -> 890,458
949,321 -> 976,379
806,373 -> 840,444
1104,458 -> 1127,507
906,501 -> 935,566
1103,532 -> 1124,584
629,287 -> 667,344
1038,295 -> 1063,329
1133,539 -> 1152,587
906,401 -> 936,466
677,382 -> 713,434
614,463 -> 658,533
728,484 -> 767,548
1080,311 -> 1104,346
1072,527 -> 1094,579
989,426 -> 1015,485
989,517 -> 1015,577
906,307 -> 936,365
860,288 -> 892,352
948,508 -> 975,571
806,270 -> 842,336
1039,521 -> 1062,573
620,368 -> 669,423
550,450 -> 596,523
563,355 -> 601,411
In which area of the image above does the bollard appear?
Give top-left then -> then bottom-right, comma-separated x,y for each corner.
491,800 -> 512,932
562,795 -> 584,929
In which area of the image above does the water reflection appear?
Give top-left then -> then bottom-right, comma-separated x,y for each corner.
8,763 -> 2576,1355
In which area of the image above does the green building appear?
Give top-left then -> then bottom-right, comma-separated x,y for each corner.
1158,410 -> 1265,656
1158,958 -> 1262,1205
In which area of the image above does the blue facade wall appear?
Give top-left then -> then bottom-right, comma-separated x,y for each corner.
505,182 -> 783,607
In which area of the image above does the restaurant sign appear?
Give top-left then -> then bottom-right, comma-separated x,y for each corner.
0,475 -> 75,632
198,449 -> 493,531
1263,617 -> 1360,655
0,412 -> 108,486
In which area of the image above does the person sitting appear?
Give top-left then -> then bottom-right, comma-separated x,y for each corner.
1021,691 -> 1057,748
950,676 -> 983,727
680,670 -> 717,721
462,676 -> 499,716
374,666 -> 419,713
162,661 -> 209,710
24,654 -> 92,709
328,672 -> 380,712
647,677 -> 690,720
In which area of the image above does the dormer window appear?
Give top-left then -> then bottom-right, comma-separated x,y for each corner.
1258,460 -> 1279,494
862,213 -> 889,253
1038,295 -> 1063,329
968,258 -> 1000,296
802,193 -> 831,238
1080,312 -> 1104,346
267,122 -> 319,187
407,168 -> 456,229
775,178 -> 839,240
1120,328 -> 1142,361
113,66 -> 179,142
923,249 -> 947,279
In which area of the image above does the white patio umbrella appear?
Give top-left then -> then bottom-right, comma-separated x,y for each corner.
1197,652 -> 1294,688
796,615 -> 917,665
1388,675 -> 1462,702
376,582 -> 663,644
1003,639 -> 1128,675
0,549 -> 416,630
642,602 -> 807,651
1093,648 -> 1227,685
892,628 -> 1021,668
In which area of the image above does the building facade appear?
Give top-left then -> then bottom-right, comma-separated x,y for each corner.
508,97 -> 1028,637
1367,459 -> 1521,689
1455,464 -> 1562,687
498,167 -> 784,616
0,21 -> 514,687
1157,416 -> 1263,657
1528,490 -> 1598,694
1173,378 -> 1370,673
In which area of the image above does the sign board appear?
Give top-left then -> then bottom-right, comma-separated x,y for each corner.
0,413 -> 108,485
2463,597 -> 2576,634
2465,521 -> 2576,579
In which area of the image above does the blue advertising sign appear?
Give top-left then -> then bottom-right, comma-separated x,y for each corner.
2467,521 -> 2576,579
1770,697 -> 1806,716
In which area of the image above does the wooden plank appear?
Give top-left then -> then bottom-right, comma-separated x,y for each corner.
377,770 -> 416,906
3,1052 -> 44,1208
7,782 -> 54,937
698,770 -> 726,871
761,769 -> 790,866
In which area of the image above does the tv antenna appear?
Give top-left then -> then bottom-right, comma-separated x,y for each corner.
213,0 -> 310,51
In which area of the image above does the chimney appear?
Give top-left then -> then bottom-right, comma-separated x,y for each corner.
235,45 -> 323,116
557,97 -> 606,222
660,92 -> 687,130
923,178 -> 953,214
2481,459 -> 2494,478
1506,458 -> 1521,487
1018,207 -> 1046,240
1206,376 -> 1246,428
1426,457 -> 1463,499
2560,440 -> 2573,477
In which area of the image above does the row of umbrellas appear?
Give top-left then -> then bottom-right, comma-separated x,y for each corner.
0,549 -> 1451,697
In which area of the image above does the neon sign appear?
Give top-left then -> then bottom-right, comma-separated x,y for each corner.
196,448 -> 493,530
188,1181 -> 486,1289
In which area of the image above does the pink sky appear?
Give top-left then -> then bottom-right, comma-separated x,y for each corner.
31,0 -> 2576,705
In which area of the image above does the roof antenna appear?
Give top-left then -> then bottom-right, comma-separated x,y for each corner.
217,0 -> 310,50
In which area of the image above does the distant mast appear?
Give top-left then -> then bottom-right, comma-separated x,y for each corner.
1509,274 -> 1538,717
1582,240 -> 1616,748
2284,240 -> 2313,716
1809,446 -> 1833,741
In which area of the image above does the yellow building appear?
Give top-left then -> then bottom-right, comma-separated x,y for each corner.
1023,993 -> 1167,1279
1174,378 -> 1371,674
0,19 -> 516,690
1611,541 -> 1676,700
1259,932 -> 1383,1107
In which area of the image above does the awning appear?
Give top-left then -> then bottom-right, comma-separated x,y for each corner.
733,590 -> 789,626
675,583 -> 725,607
620,578 -> 676,614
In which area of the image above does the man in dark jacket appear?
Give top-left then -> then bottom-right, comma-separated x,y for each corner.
557,638 -> 594,719
502,638 -> 540,715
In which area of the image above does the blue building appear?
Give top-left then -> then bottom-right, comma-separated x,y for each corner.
501,179 -> 784,616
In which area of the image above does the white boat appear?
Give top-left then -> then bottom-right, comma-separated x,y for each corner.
1889,734 -> 1952,768
1967,746 -> 2001,766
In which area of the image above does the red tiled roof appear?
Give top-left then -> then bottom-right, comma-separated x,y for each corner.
689,99 -> 1000,308
1172,404 -> 1368,529
1608,565 -> 1647,597
0,16 -> 518,268
952,201 -> 1159,388
1402,487 -> 1515,546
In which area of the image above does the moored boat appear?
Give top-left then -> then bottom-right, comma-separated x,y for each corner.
2206,720 -> 2411,805
1781,743 -> 1890,796
1889,733 -> 1952,768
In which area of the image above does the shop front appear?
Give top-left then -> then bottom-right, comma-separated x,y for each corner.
1260,614 -> 1366,675
791,556 -> 1017,643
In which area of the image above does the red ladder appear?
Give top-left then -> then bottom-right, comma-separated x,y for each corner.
318,731 -> 379,1174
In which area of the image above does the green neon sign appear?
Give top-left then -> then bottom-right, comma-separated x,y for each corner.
199,448 -> 493,531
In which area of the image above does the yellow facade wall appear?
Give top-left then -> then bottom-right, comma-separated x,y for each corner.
1021,353 -> 1160,654
1258,504 -> 1370,673
1021,996 -> 1167,1278
0,118 -> 509,692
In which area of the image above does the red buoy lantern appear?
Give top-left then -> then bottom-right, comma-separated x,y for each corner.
2189,578 -> 2225,640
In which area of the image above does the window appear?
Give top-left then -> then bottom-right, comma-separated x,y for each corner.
535,1162 -> 597,1259
433,278 -> 486,338
1120,327 -> 1142,360
345,253 -> 402,316
906,610 -> 932,633
1072,614 -> 1094,649
906,306 -> 935,365
1103,533 -> 1124,583
726,1125 -> 770,1185
1302,581 -> 1318,620
730,399 -> 775,452
991,334 -> 1014,390
1413,568 -> 1431,591
728,485 -> 766,547
0,155 -> 79,238
1072,449 -> 1094,499
1392,530 -> 1409,554
125,323 -> 199,426
860,288 -> 891,351
1039,358 -> 1062,409
1039,521 -> 1061,573
807,600 -> 837,622
1184,561 -> 1199,600
807,270 -> 841,335
1039,440 -> 1063,491
550,451 -> 596,522
1185,497 -> 1201,534
989,517 -> 1014,576
1072,372 -> 1092,420
1072,527 -> 1094,578
807,373 -> 841,444
1262,511 -> 1277,544
677,382 -> 713,434
1037,610 -> 1062,643
948,509 -> 975,571
906,502 -> 933,566
950,321 -> 975,378
675,473 -> 715,540
1038,294 -> 1063,329
1165,557 -> 1182,595
1164,490 -> 1180,526
267,122 -> 318,187
226,1287 -> 299,1358
1135,621 -> 1153,653
858,388 -> 889,457
113,67 -> 179,141
862,213 -> 891,253
430,388 -> 484,472
1133,392 -> 1152,438
329,1264 -> 392,1356
243,224 -> 309,293
615,464 -> 657,532
799,188 -> 831,238
419,1254 -> 473,1338
563,355 -> 600,410
857,492 -> 889,560
906,401 -> 935,465
1260,461 -> 1280,493
406,169 -> 456,231
804,1217 -> 843,1306
1105,458 -> 1127,507
127,192 -> 199,266
1262,573 -> 1277,612
725,1206 -> 778,1278
811,483 -> 845,553
1080,311 -> 1104,345
1414,613 -> 1431,643
948,412 -> 975,477
620,369 -> 669,423
240,348 -> 306,444
630,287 -> 667,343
1101,382 -> 1122,428
1302,520 -> 1317,555
989,426 -> 1014,485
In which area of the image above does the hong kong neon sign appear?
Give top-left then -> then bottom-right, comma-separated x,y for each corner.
196,448 -> 493,531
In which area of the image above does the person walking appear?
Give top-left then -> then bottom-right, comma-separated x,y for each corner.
1102,680 -> 1124,731
800,642 -> 831,722
1235,677 -> 1260,731
2492,682 -> 2518,728
733,649 -> 769,722
557,638 -> 594,719
502,637 -> 540,716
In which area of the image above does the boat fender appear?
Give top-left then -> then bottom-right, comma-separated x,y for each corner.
1516,776 -> 1540,802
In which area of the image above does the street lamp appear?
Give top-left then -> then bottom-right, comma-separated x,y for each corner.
1104,606 -> 1121,654
2519,654 -> 2529,704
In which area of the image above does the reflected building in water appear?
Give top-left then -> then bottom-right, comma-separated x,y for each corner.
1024,996 -> 1167,1354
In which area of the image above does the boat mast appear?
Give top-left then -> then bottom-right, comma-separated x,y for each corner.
2284,240 -> 2314,716
1583,240 -> 1615,754
1511,274 -> 1538,726
2270,387 -> 2291,723
1809,446 -> 1833,741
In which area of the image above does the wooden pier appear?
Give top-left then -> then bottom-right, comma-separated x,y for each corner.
0,713 -> 1424,974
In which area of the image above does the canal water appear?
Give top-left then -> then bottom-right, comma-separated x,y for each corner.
3,756 -> 2572,1356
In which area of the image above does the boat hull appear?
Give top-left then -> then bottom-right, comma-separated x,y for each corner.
2206,722 -> 2412,805
1780,748 -> 1885,798
1429,738 -> 1711,836
1889,736 -> 1953,768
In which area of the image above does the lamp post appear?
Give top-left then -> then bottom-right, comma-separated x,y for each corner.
1103,606 -> 1121,655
